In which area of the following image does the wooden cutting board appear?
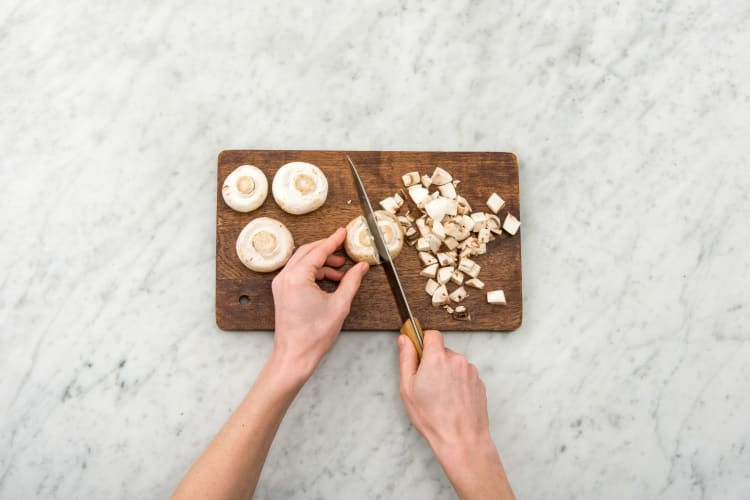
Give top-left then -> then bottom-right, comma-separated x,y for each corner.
216,150 -> 522,332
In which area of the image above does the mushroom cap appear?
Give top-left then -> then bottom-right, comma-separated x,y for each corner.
272,162 -> 328,215
222,165 -> 268,213
236,217 -> 294,272
344,210 -> 404,265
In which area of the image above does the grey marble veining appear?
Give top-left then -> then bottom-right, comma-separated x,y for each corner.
1,0 -> 749,498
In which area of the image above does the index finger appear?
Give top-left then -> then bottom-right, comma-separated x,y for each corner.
299,227 -> 347,268
421,330 -> 445,356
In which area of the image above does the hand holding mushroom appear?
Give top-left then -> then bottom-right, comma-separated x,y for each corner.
270,228 -> 370,378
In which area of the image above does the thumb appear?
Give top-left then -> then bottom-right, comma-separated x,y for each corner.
334,261 -> 369,307
398,334 -> 418,382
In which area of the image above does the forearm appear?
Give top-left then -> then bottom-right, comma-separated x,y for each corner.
172,348 -> 309,500
432,435 -> 515,500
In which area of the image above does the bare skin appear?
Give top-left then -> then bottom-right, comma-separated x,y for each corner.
172,228 -> 514,500
398,330 -> 515,499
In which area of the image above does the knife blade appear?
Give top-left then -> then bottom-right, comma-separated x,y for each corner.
346,155 -> 424,359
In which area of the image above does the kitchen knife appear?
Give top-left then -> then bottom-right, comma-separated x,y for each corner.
346,155 -> 424,359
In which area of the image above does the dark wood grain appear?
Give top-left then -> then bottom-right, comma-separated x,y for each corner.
216,150 -> 522,332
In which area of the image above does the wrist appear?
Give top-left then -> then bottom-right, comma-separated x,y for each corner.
432,432 -> 503,478
268,342 -> 319,387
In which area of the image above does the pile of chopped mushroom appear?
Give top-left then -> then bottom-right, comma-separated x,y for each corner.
379,167 -> 520,321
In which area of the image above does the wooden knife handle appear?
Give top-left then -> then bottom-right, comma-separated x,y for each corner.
400,318 -> 424,361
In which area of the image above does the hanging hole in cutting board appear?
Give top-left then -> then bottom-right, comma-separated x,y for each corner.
239,295 -> 250,305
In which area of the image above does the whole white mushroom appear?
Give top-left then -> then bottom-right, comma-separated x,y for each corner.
222,165 -> 268,213
272,162 -> 328,215
344,210 -> 404,265
236,217 -> 294,272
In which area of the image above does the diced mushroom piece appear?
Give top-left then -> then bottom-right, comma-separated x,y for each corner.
473,243 -> 487,256
428,234 -> 442,254
437,266 -> 454,285
478,228 -> 492,244
465,278 -> 485,289
416,237 -> 430,252
438,182 -> 457,199
402,171 -> 420,187
432,221 -> 446,240
425,278 -> 440,296
444,215 -> 473,241
432,285 -> 449,306
471,212 -> 488,232
437,252 -> 456,267
419,252 -> 437,266
408,185 -> 429,207
405,226 -> 419,240
487,214 -> 502,235
456,196 -> 472,215
444,198 -> 458,216
449,286 -> 467,303
379,196 -> 399,213
420,263 -> 438,278
503,213 -> 521,235
397,215 -> 412,226
452,305 -> 471,321
425,197 -> 448,222
444,236 -> 459,250
421,174 -> 432,188
450,269 -> 464,286
486,192 -> 506,214
465,263 -> 481,278
487,289 -> 507,305
415,216 -> 431,238
458,257 -> 478,274
431,167 -> 453,186
444,305 -> 455,314
393,192 -> 404,208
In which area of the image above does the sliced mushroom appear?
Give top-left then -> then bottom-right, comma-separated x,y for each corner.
408,185 -> 429,207
344,210 -> 403,265
379,196 -> 400,214
431,167 -> 453,185
465,278 -> 485,289
222,165 -> 268,213
432,285 -> 449,306
452,305 -> 471,321
437,252 -> 456,267
454,195 -> 470,213
444,215 -> 473,241
272,162 -> 328,215
425,278 -> 440,296
236,217 -> 294,272
450,269 -> 464,286
421,174 -> 432,188
425,197 -> 448,222
487,214 -> 502,234
503,213 -> 521,235
458,257 -> 478,274
420,263 -> 438,278
449,286 -> 467,303
471,212 -> 488,232
419,251 -> 437,266
432,221 -> 446,241
487,289 -> 507,305
437,266 -> 454,285
438,182 -> 457,199
402,171 -> 420,187
486,192 -> 505,214
444,237 -> 459,251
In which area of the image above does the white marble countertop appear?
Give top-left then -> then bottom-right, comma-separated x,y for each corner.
2,0 -> 749,498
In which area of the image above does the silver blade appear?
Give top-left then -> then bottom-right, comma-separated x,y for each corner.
346,155 -> 423,348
